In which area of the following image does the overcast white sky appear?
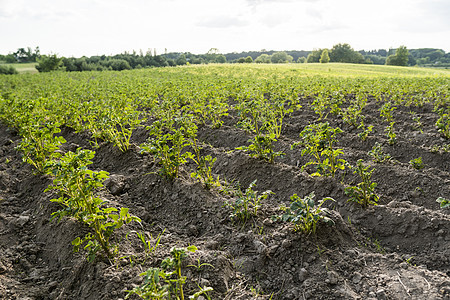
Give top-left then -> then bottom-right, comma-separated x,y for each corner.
1,0 -> 449,57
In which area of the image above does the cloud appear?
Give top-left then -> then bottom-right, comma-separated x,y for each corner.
305,7 -> 322,20
420,0 -> 450,26
245,0 -> 317,5
196,15 -> 248,28
258,13 -> 292,27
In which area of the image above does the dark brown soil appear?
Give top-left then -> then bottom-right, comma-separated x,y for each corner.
0,95 -> 449,299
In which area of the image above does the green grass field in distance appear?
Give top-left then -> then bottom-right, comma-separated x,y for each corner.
1,63 -> 38,74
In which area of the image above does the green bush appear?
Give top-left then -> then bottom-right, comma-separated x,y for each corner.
35,54 -> 63,72
0,65 -> 18,75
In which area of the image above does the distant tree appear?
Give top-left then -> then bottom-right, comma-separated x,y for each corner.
297,57 -> 306,63
109,59 -> 131,71
4,54 -> 17,63
408,54 -> 416,66
271,51 -> 293,63
215,55 -> 227,63
14,47 -> 31,62
13,46 -> 40,63
237,57 -> 246,63
176,54 -> 187,65
35,54 -> 63,72
386,46 -> 409,66
306,49 -> 323,63
255,54 -> 272,63
190,57 -> 205,64
31,46 -> 40,62
329,43 -> 365,63
320,49 -> 330,63
0,65 -> 18,75
364,55 -> 386,65
244,56 -> 253,63
166,58 -> 176,66
207,48 -> 220,55
204,48 -> 226,63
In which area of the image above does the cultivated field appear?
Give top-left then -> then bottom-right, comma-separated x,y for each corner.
0,64 -> 449,299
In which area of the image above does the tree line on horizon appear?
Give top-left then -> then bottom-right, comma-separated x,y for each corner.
1,44 -> 449,74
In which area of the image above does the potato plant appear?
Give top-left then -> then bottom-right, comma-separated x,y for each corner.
140,117 -> 195,180
187,133 -> 221,190
409,157 -> 425,170
274,192 -> 335,234
126,246 -> 213,300
225,180 -> 273,224
436,197 -> 450,209
235,99 -> 285,163
435,110 -> 450,139
368,142 -> 392,163
45,148 -> 140,261
292,122 -> 347,177
16,122 -> 66,173
345,159 -> 379,207
385,122 -> 397,145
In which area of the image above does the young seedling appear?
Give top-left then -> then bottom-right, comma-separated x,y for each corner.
436,110 -> 450,139
342,103 -> 364,128
385,122 -> 397,145
274,192 -> 334,234
235,99 -> 286,163
409,157 -> 425,170
345,159 -> 379,207
236,133 -> 284,164
436,197 -> 450,209
368,142 -> 392,163
225,180 -> 273,224
358,121 -> 373,142
135,229 -> 165,256
140,117 -> 194,180
292,122 -> 347,177
126,246 -> 213,300
187,129 -> 221,189
379,102 -> 396,123
410,112 -> 423,133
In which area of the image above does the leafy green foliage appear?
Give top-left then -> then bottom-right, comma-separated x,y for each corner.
386,46 -> 409,66
345,160 -> 379,207
358,121 -> 373,141
236,98 -> 290,163
379,102 -> 396,123
320,49 -> 330,63
187,135 -> 221,190
140,117 -> 195,180
409,157 -> 425,170
292,122 -> 347,177
45,148 -> 140,261
126,246 -> 213,300
436,197 -> 450,209
368,142 -> 392,163
225,180 -> 273,223
16,122 -> 66,173
436,110 -> 450,139
329,43 -> 365,63
0,65 -> 18,75
35,54 -> 63,72
274,192 -> 334,234
342,100 -> 366,128
385,122 -> 397,145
